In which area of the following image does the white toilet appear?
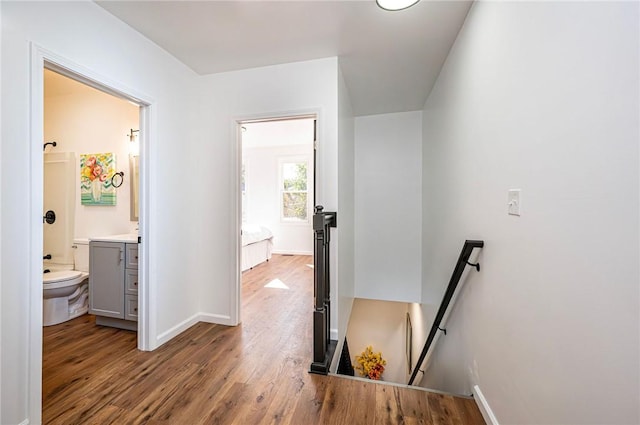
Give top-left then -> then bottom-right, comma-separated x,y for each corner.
43,238 -> 90,326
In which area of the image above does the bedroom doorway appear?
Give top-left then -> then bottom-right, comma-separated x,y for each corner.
238,116 -> 316,322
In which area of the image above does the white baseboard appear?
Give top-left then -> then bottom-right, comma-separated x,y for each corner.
330,338 -> 343,373
197,312 -> 235,326
272,250 -> 313,256
156,313 -> 201,347
155,312 -> 234,347
473,385 -> 499,425
330,328 -> 338,340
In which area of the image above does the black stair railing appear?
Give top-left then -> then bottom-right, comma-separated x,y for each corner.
309,205 -> 337,375
408,239 -> 484,385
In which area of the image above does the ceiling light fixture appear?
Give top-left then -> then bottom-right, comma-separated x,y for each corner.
376,0 -> 420,11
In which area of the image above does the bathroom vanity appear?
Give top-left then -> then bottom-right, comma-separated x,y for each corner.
89,234 -> 138,331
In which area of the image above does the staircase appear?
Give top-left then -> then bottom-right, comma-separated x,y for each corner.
335,239 -> 486,423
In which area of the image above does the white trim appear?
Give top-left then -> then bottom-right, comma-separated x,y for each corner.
231,120 -> 243,326
29,43 -> 45,425
29,44 -> 156,421
137,97 -> 155,351
155,313 -> 235,347
155,315 -> 199,347
328,327 -> 340,372
278,155 -> 312,224
232,109 -> 321,327
330,339 -> 342,373
18,419 -> 30,425
473,385 -> 499,425
330,328 -> 338,340
198,312 -> 235,326
241,114 -> 317,125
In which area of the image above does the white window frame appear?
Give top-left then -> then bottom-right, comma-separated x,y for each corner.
278,156 -> 311,224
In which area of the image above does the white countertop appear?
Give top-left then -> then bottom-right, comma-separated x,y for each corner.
90,233 -> 139,243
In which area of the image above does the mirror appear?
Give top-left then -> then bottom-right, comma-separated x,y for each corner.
130,154 -> 139,221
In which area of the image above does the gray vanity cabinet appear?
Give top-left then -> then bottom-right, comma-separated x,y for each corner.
124,245 -> 139,321
89,241 -> 125,318
89,241 -> 138,330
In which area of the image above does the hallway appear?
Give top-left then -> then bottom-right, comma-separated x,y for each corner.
43,254 -> 483,424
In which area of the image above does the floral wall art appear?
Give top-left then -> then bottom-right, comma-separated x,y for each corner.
80,153 -> 116,206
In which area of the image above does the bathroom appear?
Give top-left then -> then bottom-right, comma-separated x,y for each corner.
43,69 -> 140,328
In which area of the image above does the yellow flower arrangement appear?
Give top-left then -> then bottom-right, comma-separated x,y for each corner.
355,346 -> 386,380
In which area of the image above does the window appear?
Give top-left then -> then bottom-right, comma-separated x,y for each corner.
280,159 -> 309,222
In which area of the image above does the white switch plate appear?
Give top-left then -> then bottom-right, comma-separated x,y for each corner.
508,189 -> 521,216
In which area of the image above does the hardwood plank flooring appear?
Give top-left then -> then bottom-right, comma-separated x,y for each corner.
43,254 -> 484,424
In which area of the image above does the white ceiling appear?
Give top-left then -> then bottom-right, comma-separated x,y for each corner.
96,0 -> 472,116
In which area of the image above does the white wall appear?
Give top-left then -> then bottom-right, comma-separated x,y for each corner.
44,73 -> 139,239
195,58 -> 340,332
354,111 -> 422,303
420,2 -> 639,424
346,299 -> 409,383
243,144 -> 313,254
1,2 -> 201,423
334,63 -> 355,369
406,302 -> 436,384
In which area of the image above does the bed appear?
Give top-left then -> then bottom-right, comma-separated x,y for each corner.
241,224 -> 274,271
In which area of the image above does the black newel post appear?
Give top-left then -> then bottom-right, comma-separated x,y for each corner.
310,205 -> 337,375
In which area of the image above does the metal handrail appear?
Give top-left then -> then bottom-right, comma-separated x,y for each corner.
407,239 -> 484,385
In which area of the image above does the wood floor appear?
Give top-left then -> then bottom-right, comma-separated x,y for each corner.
43,254 -> 485,424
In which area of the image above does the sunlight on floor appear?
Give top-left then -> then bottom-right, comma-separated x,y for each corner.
264,278 -> 289,289
306,264 -> 314,269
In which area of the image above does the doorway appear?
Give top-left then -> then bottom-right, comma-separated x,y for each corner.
41,67 -> 143,411
237,116 -> 316,322
41,63 -> 146,324
28,48 -> 153,423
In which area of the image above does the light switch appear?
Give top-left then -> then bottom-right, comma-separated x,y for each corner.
508,189 -> 521,216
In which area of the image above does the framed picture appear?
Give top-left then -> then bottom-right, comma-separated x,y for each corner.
81,153 -> 117,206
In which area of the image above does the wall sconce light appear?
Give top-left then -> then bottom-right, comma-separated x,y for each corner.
376,0 -> 420,11
128,129 -> 139,142
128,129 -> 140,155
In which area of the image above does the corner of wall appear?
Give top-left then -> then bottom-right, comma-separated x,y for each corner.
155,312 -> 235,349
337,56 -> 355,355
472,385 -> 499,425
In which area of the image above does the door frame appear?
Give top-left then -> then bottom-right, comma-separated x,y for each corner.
28,44 -> 154,423
231,111 -> 319,325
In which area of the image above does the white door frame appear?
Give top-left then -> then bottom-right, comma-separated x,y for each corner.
28,44 -> 154,423
231,110 -> 319,326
